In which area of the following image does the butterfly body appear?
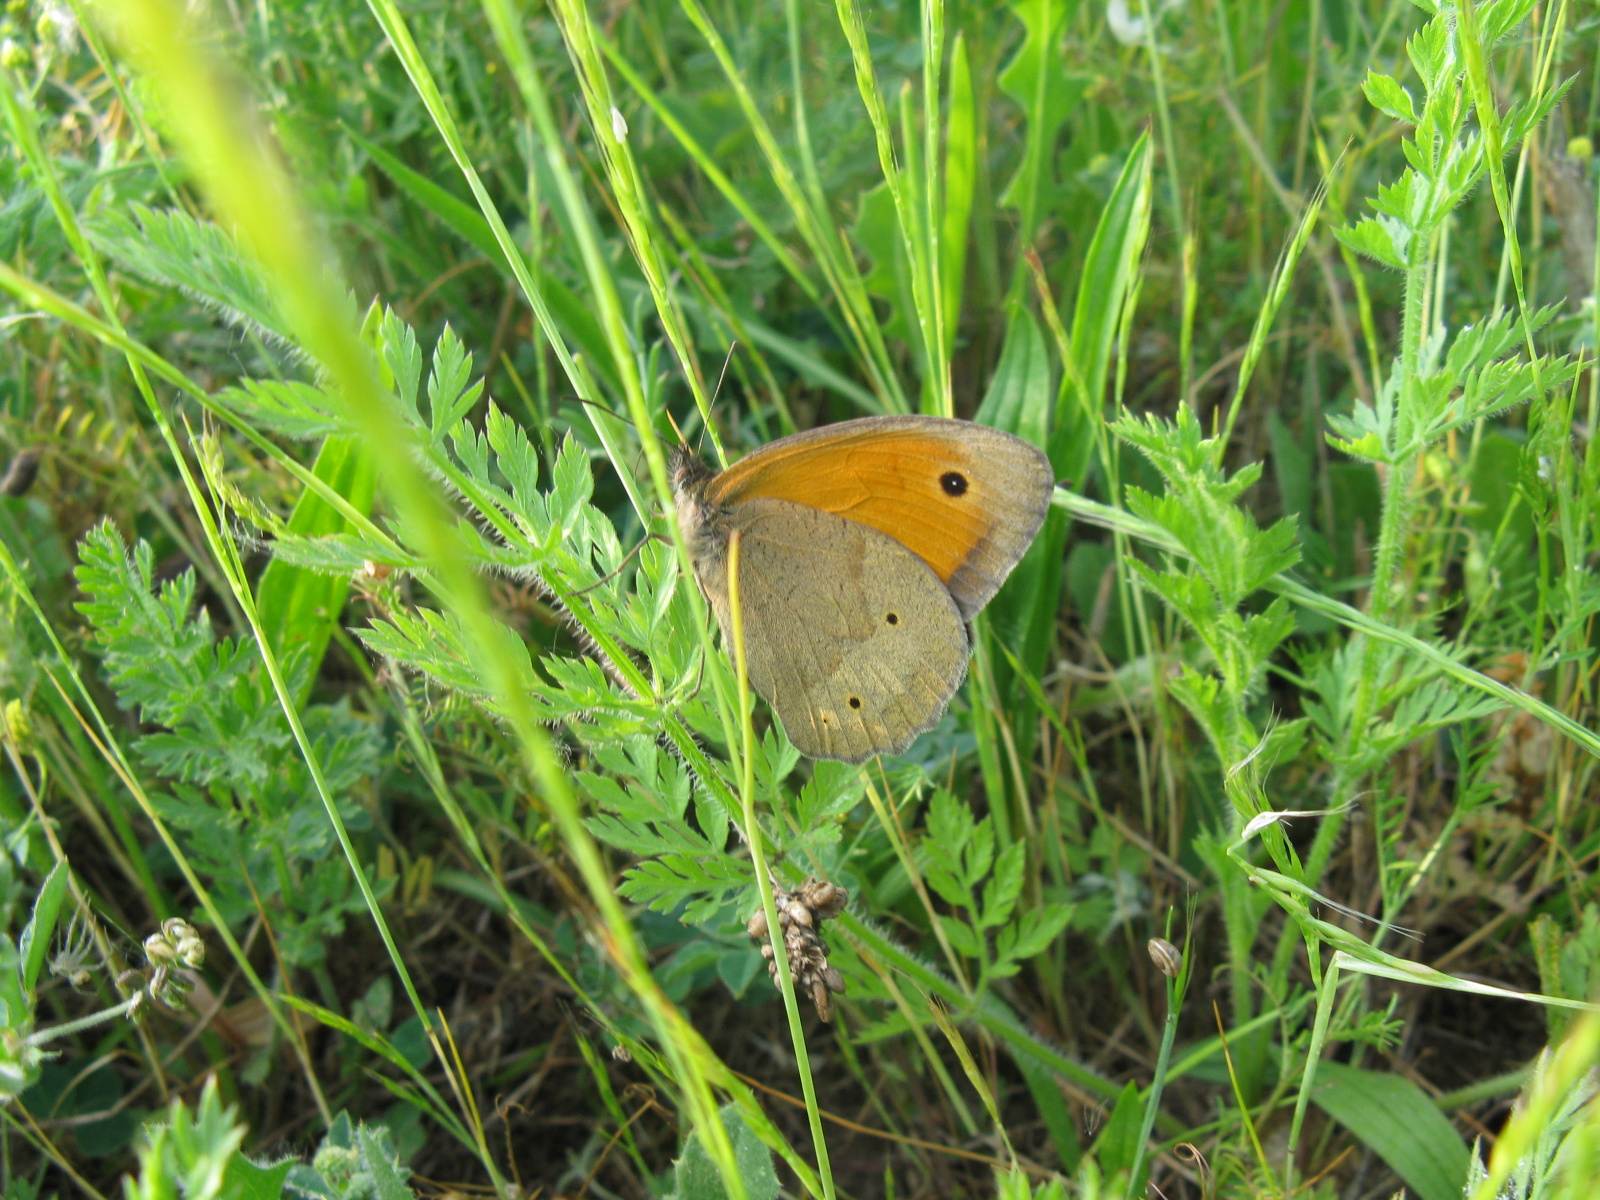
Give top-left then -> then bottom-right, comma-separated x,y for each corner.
672,416 -> 1052,763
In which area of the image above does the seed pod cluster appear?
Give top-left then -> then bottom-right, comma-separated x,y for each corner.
746,878 -> 848,1021
135,918 -> 207,1010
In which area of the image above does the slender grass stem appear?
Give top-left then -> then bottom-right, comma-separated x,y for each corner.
727,530 -> 836,1200
1137,0 -> 1191,400
1125,937 -> 1188,1198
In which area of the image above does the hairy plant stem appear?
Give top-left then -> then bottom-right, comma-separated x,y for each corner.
1357,256 -> 1428,696
25,995 -> 142,1045
1304,255 -> 1428,892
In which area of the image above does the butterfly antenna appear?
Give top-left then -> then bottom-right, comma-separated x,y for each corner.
567,533 -> 665,596
571,395 -> 635,430
687,341 -> 739,457
710,341 -> 737,412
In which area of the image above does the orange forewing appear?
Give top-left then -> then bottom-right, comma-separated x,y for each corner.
705,428 -> 994,588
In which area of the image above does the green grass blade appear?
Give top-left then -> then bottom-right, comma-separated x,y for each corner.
676,0 -> 908,412
1002,135 -> 1151,705
597,35 -> 814,298
831,0 -> 944,410
350,130 -> 618,392
1063,131 -> 1152,482
941,34 -> 975,348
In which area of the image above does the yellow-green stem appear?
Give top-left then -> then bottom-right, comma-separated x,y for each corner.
726,530 -> 836,1200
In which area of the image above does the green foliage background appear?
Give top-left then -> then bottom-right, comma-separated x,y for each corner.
3,0 -> 1600,1195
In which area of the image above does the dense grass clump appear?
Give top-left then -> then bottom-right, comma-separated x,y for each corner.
3,0 -> 1600,1196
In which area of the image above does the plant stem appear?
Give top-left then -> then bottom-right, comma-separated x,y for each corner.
727,531 -> 836,1200
1126,970 -> 1184,1197
25,995 -> 143,1044
1334,253 -> 1427,836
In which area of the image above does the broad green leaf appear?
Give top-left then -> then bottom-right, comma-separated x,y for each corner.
19,861 -> 69,994
667,1102 -> 779,1200
1089,1079 -> 1144,1182
1311,1061 -> 1469,1200
976,308 -> 1054,686
222,1156 -> 295,1200
998,136 -> 1151,744
1063,131 -> 1152,466
1015,1053 -> 1081,1171
998,0 -> 1085,240
0,933 -> 27,1031
975,307 -> 1052,451
855,182 -> 917,348
255,435 -> 376,702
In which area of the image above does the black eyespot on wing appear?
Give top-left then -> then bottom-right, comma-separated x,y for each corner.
940,471 -> 968,497
848,696 -> 862,710
885,612 -> 899,625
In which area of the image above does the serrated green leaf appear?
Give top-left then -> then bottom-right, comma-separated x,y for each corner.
1326,430 -> 1389,462
1363,71 -> 1418,123
942,920 -> 982,959
357,1127 -> 414,1200
426,326 -> 480,441
1008,904 -> 1073,960
1334,216 -> 1409,270
981,842 -> 1026,929
212,380 -> 347,440
83,205 -> 297,352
